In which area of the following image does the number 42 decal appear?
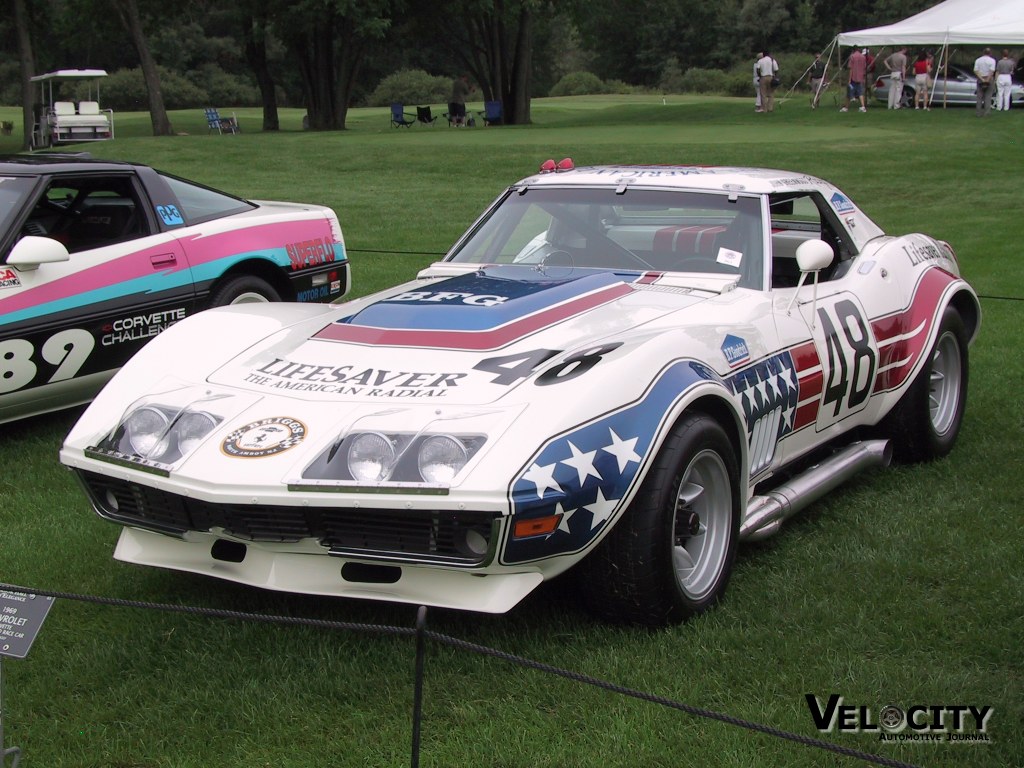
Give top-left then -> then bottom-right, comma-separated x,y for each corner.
0,329 -> 96,394
815,298 -> 877,425
474,343 -> 622,386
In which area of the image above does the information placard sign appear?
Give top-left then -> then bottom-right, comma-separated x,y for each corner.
0,591 -> 55,659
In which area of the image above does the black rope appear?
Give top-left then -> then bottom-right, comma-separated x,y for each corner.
0,584 -> 920,768
0,582 -> 413,639
426,630 -> 921,768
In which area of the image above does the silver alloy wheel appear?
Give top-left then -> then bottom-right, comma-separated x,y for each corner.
929,330 -> 962,436
230,291 -> 272,304
671,449 -> 732,601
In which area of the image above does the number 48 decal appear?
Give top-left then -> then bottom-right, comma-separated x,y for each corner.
816,298 -> 877,423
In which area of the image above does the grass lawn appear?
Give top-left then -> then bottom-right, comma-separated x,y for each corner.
0,94 -> 1021,767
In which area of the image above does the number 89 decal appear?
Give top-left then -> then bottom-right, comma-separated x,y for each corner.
0,329 -> 96,394
815,297 -> 877,429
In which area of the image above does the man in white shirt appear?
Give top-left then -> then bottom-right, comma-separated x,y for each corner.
757,51 -> 779,113
974,48 -> 997,116
883,48 -> 908,109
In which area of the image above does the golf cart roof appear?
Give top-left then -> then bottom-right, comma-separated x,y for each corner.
30,69 -> 109,82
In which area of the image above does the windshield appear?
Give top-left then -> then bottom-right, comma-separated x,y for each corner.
448,186 -> 764,288
0,177 -> 40,244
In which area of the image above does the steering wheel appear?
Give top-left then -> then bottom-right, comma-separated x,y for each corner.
540,249 -> 574,268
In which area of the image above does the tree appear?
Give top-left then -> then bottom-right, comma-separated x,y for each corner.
241,6 -> 280,130
405,0 -> 557,125
111,0 -> 174,135
13,0 -> 36,150
268,0 -> 393,131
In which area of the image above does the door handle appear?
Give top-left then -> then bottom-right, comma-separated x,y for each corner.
150,253 -> 177,268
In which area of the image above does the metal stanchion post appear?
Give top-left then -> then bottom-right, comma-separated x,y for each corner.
1,657 -> 22,768
410,606 -> 427,768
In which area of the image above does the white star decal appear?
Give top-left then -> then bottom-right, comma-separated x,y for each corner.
755,373 -> 771,405
585,487 -> 619,530
556,501 -> 577,534
561,441 -> 602,487
602,428 -> 641,473
522,461 -> 560,499
781,365 -> 797,392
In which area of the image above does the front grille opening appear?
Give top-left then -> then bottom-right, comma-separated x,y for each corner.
342,562 -> 401,584
78,470 -> 498,565
211,539 -> 247,563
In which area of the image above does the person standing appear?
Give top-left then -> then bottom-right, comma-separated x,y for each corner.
757,50 -> 779,113
754,51 -> 764,112
974,48 -> 997,116
883,47 -> 908,109
913,51 -> 931,110
449,74 -> 473,126
840,47 -> 868,112
995,50 -> 1016,111
809,53 -> 826,109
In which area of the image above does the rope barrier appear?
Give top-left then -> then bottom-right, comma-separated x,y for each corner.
0,582 -> 920,768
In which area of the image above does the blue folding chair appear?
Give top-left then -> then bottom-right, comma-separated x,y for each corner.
479,101 -> 503,126
390,103 -> 416,128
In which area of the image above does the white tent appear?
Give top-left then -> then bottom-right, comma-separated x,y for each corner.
838,0 -> 1024,47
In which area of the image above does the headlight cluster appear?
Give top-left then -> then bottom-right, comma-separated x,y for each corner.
103,404 -> 222,465
306,431 -> 485,485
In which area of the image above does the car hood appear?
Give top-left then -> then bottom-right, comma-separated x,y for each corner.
208,265 -> 717,406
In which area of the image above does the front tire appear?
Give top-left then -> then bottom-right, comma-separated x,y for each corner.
884,306 -> 968,462
579,413 -> 739,626
208,275 -> 281,307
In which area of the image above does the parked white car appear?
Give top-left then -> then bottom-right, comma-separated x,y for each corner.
60,162 -> 980,626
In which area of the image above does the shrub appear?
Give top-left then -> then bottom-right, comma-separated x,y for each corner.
90,67 -> 209,111
679,68 -> 730,94
548,71 -> 607,97
659,57 -> 685,94
366,70 -> 452,107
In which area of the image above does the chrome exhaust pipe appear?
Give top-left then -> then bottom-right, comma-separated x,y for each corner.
740,440 -> 892,542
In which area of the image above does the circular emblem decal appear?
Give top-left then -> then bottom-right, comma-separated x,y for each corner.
880,705 -> 906,732
221,417 -> 307,458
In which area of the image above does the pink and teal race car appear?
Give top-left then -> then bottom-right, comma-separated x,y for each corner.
1,154 -> 348,423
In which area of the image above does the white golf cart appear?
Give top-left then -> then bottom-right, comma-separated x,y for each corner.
30,69 -> 115,149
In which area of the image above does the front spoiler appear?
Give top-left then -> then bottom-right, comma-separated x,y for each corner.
114,526 -> 544,614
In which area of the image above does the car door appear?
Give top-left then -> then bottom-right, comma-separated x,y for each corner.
0,171 -> 195,419
762,191 -> 887,469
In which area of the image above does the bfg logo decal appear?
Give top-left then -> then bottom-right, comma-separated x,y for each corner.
221,417 -> 307,458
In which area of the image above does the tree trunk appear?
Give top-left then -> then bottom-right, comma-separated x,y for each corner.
243,13 -> 280,131
289,12 -> 363,131
13,0 -> 36,150
113,0 -> 173,136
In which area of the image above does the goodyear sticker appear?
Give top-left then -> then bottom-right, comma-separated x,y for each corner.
221,417 -> 307,458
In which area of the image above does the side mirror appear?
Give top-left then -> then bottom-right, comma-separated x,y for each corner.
6,236 -> 71,271
795,239 -> 834,273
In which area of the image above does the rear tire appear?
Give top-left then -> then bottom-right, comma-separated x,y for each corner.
208,275 -> 281,307
578,413 -> 739,626
884,306 -> 968,462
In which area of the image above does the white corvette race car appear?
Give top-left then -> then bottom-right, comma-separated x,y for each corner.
60,162 -> 980,625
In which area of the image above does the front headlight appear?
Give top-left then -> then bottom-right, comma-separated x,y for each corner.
174,411 -> 220,455
347,431 -> 397,481
124,406 -> 170,455
418,435 -> 469,483
304,431 -> 486,486
105,405 -> 222,465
